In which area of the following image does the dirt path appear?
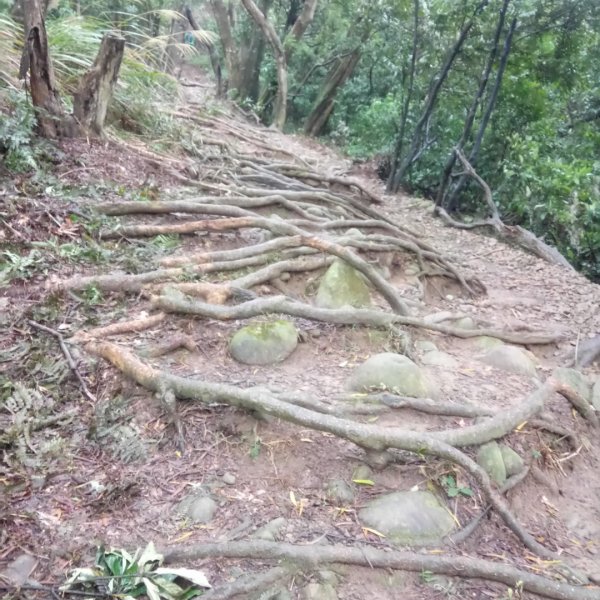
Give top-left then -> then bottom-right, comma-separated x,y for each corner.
1,66 -> 599,600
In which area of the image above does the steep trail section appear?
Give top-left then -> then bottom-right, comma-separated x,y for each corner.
2,67 -> 600,600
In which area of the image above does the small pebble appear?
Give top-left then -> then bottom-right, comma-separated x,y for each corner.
222,472 -> 236,485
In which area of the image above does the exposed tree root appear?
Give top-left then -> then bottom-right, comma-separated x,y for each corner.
154,291 -> 564,345
161,540 -> 599,600
70,313 -> 166,341
85,341 -> 578,561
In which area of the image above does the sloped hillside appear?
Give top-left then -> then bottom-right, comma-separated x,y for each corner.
1,68 -> 600,600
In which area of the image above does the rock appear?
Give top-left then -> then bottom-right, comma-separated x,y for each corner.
252,517 -> 287,541
346,353 -> 438,398
592,379 -> 600,411
454,317 -> 475,329
178,494 -> 217,523
499,445 -> 524,476
404,264 -> 420,276
472,336 -> 504,350
477,442 -> 507,485
479,345 -> 537,377
302,583 -> 338,600
315,259 -> 371,309
222,472 -> 236,485
415,340 -> 438,353
325,479 -> 355,504
421,351 -> 458,368
552,368 -> 592,403
0,554 -> 37,586
230,320 -> 298,365
352,464 -> 373,481
359,491 -> 456,545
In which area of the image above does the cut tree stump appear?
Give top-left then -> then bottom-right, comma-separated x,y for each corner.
73,33 -> 125,135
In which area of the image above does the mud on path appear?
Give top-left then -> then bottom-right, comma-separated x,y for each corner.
1,65 -> 600,600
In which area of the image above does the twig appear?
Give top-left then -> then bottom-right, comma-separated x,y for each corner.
28,320 -> 96,403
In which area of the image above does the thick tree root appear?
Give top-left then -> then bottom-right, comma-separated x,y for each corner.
85,341 -> 571,560
161,540 -> 599,600
70,313 -> 166,341
154,291 -> 564,345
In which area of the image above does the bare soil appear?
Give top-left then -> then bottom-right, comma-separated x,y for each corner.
1,65 -> 599,600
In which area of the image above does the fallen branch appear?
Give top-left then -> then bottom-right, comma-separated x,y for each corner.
161,540 -> 598,600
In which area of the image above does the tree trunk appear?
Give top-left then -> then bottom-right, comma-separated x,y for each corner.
303,47 -> 361,137
22,0 -> 66,137
444,15 -> 517,211
387,0 -> 490,192
184,5 -> 223,97
210,0 -> 241,92
435,0 -> 510,209
387,0 -> 419,190
284,0 -> 318,61
240,0 -> 287,129
73,33 -> 125,136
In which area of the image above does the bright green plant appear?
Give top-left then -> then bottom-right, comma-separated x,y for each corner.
62,543 -> 210,600
439,474 -> 473,498
0,91 -> 38,172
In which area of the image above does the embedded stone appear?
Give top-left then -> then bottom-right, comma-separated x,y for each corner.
346,353 -> 438,398
315,259 -> 371,309
479,345 -> 536,376
325,479 -> 355,505
252,517 -> 287,541
230,320 -> 298,365
499,445 -> 524,477
359,491 -> 456,546
421,350 -> 458,368
477,442 -> 506,486
178,494 -> 217,523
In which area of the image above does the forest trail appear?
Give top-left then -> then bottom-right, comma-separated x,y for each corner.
2,65 -> 600,600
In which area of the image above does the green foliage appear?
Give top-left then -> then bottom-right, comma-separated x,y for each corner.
62,543 -> 210,600
0,92 -> 38,172
439,474 -> 473,498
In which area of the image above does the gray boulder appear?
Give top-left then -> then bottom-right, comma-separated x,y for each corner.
325,479 -> 355,505
500,445 -> 524,477
477,442 -> 506,486
421,351 -> 458,368
315,259 -> 371,309
252,517 -> 287,541
347,353 -> 438,398
178,493 -> 217,523
359,491 -> 456,545
479,345 -> 536,376
230,320 -> 298,365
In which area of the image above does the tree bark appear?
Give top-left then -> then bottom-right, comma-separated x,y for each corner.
388,0 -> 490,192
284,0 -> 318,61
240,0 -> 287,129
73,33 -> 125,136
210,0 -> 240,91
22,0 -> 66,137
303,47 -> 361,137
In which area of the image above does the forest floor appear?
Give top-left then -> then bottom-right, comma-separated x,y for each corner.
1,65 -> 600,600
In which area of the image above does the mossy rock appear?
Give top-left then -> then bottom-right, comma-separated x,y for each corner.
479,345 -> 537,377
315,259 -> 371,309
359,491 -> 456,546
230,320 -> 298,365
346,353 -> 439,398
500,445 -> 524,477
477,442 -> 507,485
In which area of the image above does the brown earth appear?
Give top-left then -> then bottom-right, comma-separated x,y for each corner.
1,65 -> 599,600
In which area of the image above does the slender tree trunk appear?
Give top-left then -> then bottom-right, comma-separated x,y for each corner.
303,47 -> 361,137
210,0 -> 240,91
22,0 -> 67,137
284,0 -> 318,61
73,33 -> 125,136
240,0 -> 287,129
435,0 -> 510,209
445,15 -> 517,211
185,5 -> 223,97
387,0 -> 419,192
388,0 -> 490,192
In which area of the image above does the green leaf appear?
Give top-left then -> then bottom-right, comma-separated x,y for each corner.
155,568 -> 211,589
